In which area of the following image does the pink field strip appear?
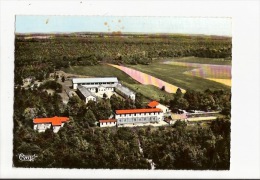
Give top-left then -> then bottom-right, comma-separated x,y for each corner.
109,64 -> 185,93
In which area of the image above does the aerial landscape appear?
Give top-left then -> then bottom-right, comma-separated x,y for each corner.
13,16 -> 231,170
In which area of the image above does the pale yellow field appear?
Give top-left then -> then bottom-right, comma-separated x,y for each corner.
187,116 -> 217,122
206,78 -> 232,87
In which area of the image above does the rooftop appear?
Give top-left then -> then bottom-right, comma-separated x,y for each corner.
116,84 -> 135,96
77,85 -> 96,98
33,116 -> 69,126
99,119 -> 117,123
147,101 -> 159,108
116,108 -> 162,114
72,77 -> 118,84
79,84 -> 117,88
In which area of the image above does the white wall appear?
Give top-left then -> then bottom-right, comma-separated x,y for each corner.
53,126 -> 61,133
100,121 -> 116,127
73,83 -> 77,89
115,111 -> 163,125
156,104 -> 169,113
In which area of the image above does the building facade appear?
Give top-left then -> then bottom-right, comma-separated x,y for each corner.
74,77 -> 136,102
77,85 -> 97,103
115,108 -> 164,126
72,77 -> 119,89
33,116 -> 69,133
99,119 -> 117,127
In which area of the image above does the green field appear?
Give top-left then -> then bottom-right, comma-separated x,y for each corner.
122,82 -> 172,102
62,64 -> 173,101
126,62 -> 231,91
160,56 -> 232,65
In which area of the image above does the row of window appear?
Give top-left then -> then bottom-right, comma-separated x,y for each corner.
87,97 -> 96,101
101,122 -> 116,125
78,82 -> 115,85
118,117 -> 157,123
117,112 -> 160,117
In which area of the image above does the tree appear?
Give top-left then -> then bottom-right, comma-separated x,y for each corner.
184,90 -> 200,110
67,96 -> 84,116
62,76 -> 65,82
82,109 -> 97,127
161,86 -> 165,91
103,93 -> 107,99
175,88 -> 183,99
110,94 -> 123,110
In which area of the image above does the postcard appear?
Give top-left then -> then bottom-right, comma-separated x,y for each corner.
0,0 -> 260,179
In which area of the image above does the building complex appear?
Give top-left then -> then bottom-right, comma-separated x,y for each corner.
72,77 -> 135,103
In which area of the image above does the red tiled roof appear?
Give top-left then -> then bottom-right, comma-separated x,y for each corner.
99,119 -> 117,123
147,101 -> 159,108
116,108 -> 162,114
33,116 -> 69,126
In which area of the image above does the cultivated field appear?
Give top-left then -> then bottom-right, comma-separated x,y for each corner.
163,57 -> 231,87
126,62 -> 230,92
109,64 -> 185,93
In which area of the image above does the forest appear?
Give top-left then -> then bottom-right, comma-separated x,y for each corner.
13,85 -> 230,169
15,34 -> 231,84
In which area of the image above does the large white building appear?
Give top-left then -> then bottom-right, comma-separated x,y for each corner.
115,108 -> 164,126
73,77 -> 136,101
99,108 -> 164,127
72,77 -> 119,89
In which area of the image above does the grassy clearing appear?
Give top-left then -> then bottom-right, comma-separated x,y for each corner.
127,63 -> 230,91
122,82 -> 173,102
160,56 -> 232,65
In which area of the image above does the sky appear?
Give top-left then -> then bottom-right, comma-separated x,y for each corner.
15,16 -> 232,36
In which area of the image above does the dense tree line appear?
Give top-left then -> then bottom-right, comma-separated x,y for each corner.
15,34 -> 231,83
13,85 -> 230,169
38,80 -> 63,93
138,119 -> 230,170
169,88 -> 231,116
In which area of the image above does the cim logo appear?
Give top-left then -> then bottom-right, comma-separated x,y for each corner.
18,153 -> 38,162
